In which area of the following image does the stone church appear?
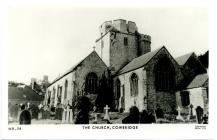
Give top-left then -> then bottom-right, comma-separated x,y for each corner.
44,19 -> 208,115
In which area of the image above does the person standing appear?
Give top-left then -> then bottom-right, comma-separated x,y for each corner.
19,104 -> 31,125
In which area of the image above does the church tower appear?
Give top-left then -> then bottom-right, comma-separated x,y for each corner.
95,19 -> 151,74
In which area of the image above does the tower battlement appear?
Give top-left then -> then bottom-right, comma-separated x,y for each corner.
99,19 -> 138,36
139,34 -> 151,42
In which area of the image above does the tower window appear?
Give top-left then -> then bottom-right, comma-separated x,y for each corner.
124,37 -> 128,46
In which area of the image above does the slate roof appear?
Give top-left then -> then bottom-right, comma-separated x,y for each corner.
8,86 -> 44,101
187,73 -> 208,89
118,47 -> 163,75
175,52 -> 194,66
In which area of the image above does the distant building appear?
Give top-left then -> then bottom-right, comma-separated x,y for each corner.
30,75 -> 49,96
8,84 -> 44,105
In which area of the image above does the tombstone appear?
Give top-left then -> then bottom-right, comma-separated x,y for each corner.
27,102 -> 30,109
55,104 -> 63,120
176,106 -> 183,120
103,105 -> 110,121
62,106 -> 73,123
50,107 -> 56,120
122,106 -> 140,124
155,107 -> 164,118
38,104 -> 43,110
196,106 -> 204,124
31,105 -> 39,119
42,106 -> 50,120
202,114 -> 208,124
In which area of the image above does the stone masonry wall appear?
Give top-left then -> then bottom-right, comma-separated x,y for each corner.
74,51 -> 108,96
110,31 -> 138,74
144,47 -> 183,113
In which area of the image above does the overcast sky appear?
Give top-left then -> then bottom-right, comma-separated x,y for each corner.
8,7 -> 208,84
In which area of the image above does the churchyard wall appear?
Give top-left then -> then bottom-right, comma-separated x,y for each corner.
9,99 -> 43,106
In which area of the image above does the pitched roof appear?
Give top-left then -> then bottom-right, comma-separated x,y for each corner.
187,73 -> 208,89
49,51 -> 105,86
8,86 -> 44,101
175,52 -> 194,66
118,47 -> 163,75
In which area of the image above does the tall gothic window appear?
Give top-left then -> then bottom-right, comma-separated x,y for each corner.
181,91 -> 190,106
57,86 -> 62,103
130,73 -> 138,97
64,80 -> 68,99
155,57 -> 175,91
115,79 -> 121,99
85,72 -> 98,94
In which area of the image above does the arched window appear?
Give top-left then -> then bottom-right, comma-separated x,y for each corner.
155,57 -> 175,91
130,73 -> 138,97
115,79 -> 121,99
85,72 -> 98,94
57,86 -> 62,103
64,80 -> 68,99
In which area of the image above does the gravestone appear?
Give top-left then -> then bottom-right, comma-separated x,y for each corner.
202,114 -> 208,124
62,106 -> 73,123
55,104 -> 63,120
176,106 -> 183,120
103,105 -> 110,121
42,106 -> 50,119
156,107 -> 164,118
31,105 -> 39,120
50,107 -> 56,120
196,106 -> 203,124
27,102 -> 30,109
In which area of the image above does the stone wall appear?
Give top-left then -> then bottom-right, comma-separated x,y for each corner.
46,72 -> 75,107
95,32 -> 110,66
110,31 -> 138,74
144,47 -> 183,113
116,67 -> 146,112
74,51 -> 108,96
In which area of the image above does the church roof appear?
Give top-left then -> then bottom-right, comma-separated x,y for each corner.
175,52 -> 194,66
187,73 -> 208,89
118,47 -> 163,75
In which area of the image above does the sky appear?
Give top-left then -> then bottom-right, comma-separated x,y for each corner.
8,7 -> 208,84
